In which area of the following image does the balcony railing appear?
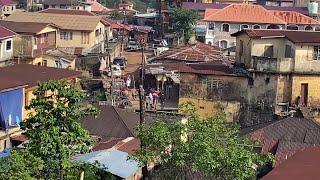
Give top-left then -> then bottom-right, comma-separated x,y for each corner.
251,56 -> 293,72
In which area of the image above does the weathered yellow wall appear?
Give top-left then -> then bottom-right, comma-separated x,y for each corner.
294,45 -> 320,73
179,97 -> 241,122
291,75 -> 320,108
56,22 -> 105,49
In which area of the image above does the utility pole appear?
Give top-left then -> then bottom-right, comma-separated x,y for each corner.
139,41 -> 148,180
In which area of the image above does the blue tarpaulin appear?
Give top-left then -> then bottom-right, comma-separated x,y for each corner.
0,88 -> 23,130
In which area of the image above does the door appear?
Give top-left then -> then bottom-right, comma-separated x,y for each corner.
301,83 -> 308,106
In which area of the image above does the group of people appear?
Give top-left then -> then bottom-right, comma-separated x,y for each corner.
146,89 -> 165,110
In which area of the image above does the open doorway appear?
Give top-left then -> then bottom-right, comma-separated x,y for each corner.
300,83 -> 308,106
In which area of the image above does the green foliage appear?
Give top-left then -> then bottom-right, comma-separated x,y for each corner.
111,11 -> 124,21
0,149 -> 44,180
171,8 -> 199,44
132,102 -> 273,179
20,80 -> 98,179
92,90 -> 107,102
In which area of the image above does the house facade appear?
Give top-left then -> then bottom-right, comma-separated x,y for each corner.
0,0 -> 17,18
0,20 -> 58,65
6,11 -> 108,52
233,29 -> 320,114
0,25 -> 15,66
0,77 -> 25,152
203,4 -> 320,49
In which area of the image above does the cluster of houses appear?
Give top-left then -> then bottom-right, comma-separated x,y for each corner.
2,0 -> 320,179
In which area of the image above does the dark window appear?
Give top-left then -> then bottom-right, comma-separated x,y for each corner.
220,40 -> 228,49
265,77 -> 270,84
239,40 -> 244,56
264,45 -> 273,57
5,40 -> 12,51
285,45 -> 293,58
253,25 -> 260,29
305,25 -> 313,31
287,25 -> 298,30
313,46 -> 320,60
43,60 -> 47,67
222,24 -> 229,32
209,23 -> 214,30
241,24 -> 249,30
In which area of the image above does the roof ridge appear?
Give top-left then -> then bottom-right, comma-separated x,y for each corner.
112,106 -> 135,137
204,4 -> 232,20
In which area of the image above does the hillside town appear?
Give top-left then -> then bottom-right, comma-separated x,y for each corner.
1,0 -> 320,179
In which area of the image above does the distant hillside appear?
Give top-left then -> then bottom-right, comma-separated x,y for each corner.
101,0 -> 156,12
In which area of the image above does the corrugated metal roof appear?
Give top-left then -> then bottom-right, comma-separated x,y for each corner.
232,29 -> 320,44
0,25 -> 15,40
6,12 -> 102,31
74,149 -> 139,179
0,64 -> 81,89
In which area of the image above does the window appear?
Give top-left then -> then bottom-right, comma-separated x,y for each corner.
222,24 -> 230,32
241,24 -> 249,30
267,25 -> 280,29
209,22 -> 214,30
285,45 -> 293,58
264,45 -> 273,57
253,25 -> 260,29
287,25 -> 298,30
206,79 -> 223,90
220,40 -> 228,49
313,46 -> 320,60
305,25 -> 313,31
239,40 -> 244,56
95,29 -> 100,37
55,60 -> 62,68
81,32 -> 90,44
60,31 -> 73,40
5,40 -> 12,51
42,60 -> 47,67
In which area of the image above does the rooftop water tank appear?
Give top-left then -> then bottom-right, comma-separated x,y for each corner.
308,1 -> 318,15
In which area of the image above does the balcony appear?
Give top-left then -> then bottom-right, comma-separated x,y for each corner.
251,56 -> 293,72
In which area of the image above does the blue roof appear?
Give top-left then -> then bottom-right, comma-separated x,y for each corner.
74,149 -> 139,179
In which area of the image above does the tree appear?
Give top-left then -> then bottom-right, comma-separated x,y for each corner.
0,149 -> 44,180
171,8 -> 199,45
132,102 -> 273,179
20,80 -> 98,179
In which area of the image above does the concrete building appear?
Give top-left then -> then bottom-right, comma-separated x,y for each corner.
0,64 -> 81,152
6,11 -> 109,53
0,0 -> 17,18
0,25 -> 15,66
232,29 -> 320,114
202,4 -> 320,49
0,20 -> 58,65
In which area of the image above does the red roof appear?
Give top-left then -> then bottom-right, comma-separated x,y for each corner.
90,0 -> 112,12
153,43 -> 223,63
203,4 -> 320,25
111,22 -> 132,31
270,10 -> 320,25
204,4 -> 286,24
0,25 -> 15,40
262,147 -> 320,180
0,0 -> 16,6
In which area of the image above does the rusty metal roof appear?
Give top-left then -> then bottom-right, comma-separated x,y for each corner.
0,64 -> 81,89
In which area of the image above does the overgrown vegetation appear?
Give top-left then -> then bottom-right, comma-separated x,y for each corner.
132,102 -> 274,179
0,81 -> 113,179
171,8 -> 199,44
